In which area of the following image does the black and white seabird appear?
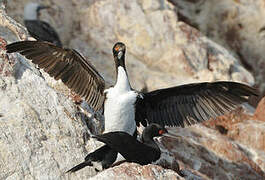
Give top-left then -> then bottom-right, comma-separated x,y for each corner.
24,2 -> 62,47
6,41 -> 259,171
67,124 -> 170,173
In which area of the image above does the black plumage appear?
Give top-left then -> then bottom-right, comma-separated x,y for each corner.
92,124 -> 168,165
67,130 -> 138,173
24,20 -> 62,47
135,81 -> 258,128
24,3 -> 62,47
68,124 -> 168,173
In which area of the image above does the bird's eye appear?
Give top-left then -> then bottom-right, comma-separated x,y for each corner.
114,46 -> 120,52
158,129 -> 165,135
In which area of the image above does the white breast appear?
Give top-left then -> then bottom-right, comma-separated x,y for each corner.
103,67 -> 138,135
24,3 -> 39,20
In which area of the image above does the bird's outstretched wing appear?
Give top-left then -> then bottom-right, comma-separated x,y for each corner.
93,132 -> 160,165
136,81 -> 258,127
6,41 -> 105,111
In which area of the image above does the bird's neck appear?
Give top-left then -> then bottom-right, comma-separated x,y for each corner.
24,9 -> 38,20
142,134 -> 160,151
114,66 -> 131,91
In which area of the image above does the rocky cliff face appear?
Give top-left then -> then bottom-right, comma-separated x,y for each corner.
169,0 -> 265,100
1,0 -> 264,179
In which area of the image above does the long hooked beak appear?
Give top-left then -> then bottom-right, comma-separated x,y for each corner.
117,51 -> 123,59
163,132 -> 182,139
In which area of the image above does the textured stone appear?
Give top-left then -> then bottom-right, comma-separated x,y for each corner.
161,124 -> 265,179
0,2 -> 101,179
71,0 -> 254,93
254,97 -> 265,121
229,120 -> 265,152
0,38 -> 101,180
90,163 -> 184,180
202,107 -> 253,134
201,105 -> 265,174
169,0 -> 265,100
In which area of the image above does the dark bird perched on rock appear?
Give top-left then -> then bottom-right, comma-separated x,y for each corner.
6,41 -> 259,172
93,124 -> 173,165
24,2 -> 62,47
67,124 -> 175,173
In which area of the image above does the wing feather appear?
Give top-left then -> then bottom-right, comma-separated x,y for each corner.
24,20 -> 62,47
136,81 -> 258,127
6,41 -> 105,111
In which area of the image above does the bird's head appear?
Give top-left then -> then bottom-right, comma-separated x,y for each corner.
36,5 -> 49,17
142,123 -> 180,143
24,3 -> 49,20
142,124 -> 168,141
113,42 -> 126,66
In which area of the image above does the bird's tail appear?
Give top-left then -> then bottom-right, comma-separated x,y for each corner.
66,161 -> 92,173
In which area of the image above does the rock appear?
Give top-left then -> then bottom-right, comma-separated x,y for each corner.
0,2 -> 101,180
201,104 -> 265,174
0,43 -> 100,179
228,120 -> 265,166
254,97 -> 265,121
202,106 -> 253,134
74,0 -> 254,92
90,163 -> 184,180
161,124 -> 265,179
168,0 -> 265,100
